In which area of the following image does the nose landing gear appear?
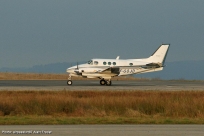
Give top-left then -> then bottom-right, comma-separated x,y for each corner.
67,75 -> 73,85
67,80 -> 72,85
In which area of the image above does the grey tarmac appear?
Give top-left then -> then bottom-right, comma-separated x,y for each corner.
1,125 -> 204,136
0,80 -> 204,91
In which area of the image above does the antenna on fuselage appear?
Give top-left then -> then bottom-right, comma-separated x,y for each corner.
116,56 -> 120,60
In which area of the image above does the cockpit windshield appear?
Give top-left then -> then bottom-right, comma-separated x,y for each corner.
87,60 -> 93,65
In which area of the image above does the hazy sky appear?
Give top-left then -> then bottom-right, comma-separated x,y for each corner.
0,0 -> 204,68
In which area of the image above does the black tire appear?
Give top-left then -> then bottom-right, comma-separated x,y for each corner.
100,79 -> 106,85
67,80 -> 72,85
106,81 -> 112,86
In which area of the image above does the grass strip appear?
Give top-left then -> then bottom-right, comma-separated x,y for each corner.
1,116 -> 204,125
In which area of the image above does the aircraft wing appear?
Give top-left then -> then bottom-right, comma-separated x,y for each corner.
99,67 -> 120,74
99,67 -> 113,72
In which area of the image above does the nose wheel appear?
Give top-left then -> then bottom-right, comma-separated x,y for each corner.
67,75 -> 72,85
67,80 -> 72,85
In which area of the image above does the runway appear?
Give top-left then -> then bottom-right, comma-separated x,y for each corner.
1,125 -> 204,136
0,80 -> 204,91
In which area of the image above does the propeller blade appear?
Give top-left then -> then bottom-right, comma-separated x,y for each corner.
74,62 -> 82,75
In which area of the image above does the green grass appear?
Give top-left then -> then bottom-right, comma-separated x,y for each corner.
1,116 -> 204,124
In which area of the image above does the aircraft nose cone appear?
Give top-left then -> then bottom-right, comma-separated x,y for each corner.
66,68 -> 72,73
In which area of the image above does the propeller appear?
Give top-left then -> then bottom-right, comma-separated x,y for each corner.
74,62 -> 82,74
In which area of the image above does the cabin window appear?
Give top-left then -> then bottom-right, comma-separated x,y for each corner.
87,60 -> 93,65
129,63 -> 133,66
108,62 -> 111,65
103,62 -> 106,65
94,61 -> 98,65
113,62 -> 116,65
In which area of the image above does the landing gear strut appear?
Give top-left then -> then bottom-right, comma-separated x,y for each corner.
67,75 -> 72,85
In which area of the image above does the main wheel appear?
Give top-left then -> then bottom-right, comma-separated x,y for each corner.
67,80 -> 72,85
106,80 -> 112,86
100,79 -> 106,85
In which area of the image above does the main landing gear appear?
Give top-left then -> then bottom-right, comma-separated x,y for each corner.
100,79 -> 112,86
67,76 -> 112,86
67,75 -> 72,85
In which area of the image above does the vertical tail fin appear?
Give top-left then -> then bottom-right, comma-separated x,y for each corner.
147,44 -> 170,64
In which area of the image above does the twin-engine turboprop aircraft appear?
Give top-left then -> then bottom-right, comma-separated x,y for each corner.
66,44 -> 170,86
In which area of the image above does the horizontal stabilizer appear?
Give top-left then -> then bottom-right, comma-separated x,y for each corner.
146,62 -> 163,68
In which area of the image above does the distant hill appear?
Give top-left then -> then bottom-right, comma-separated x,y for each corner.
0,60 -> 204,80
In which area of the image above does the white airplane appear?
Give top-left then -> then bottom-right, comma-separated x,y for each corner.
66,44 -> 170,86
